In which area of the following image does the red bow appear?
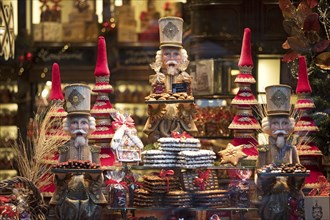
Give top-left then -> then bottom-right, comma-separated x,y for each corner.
193,169 -> 210,191
159,169 -> 174,192
171,131 -> 192,139
112,114 -> 135,130
105,179 -> 128,190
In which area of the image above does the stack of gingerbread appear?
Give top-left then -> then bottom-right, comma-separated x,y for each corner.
134,170 -> 181,207
142,132 -> 215,168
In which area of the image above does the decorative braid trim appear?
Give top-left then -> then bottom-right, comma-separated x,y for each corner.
239,66 -> 253,73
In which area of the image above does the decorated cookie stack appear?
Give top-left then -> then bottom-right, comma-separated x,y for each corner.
294,56 -> 325,190
142,149 -> 178,167
142,171 -> 181,194
163,190 -> 192,207
133,188 -> 163,208
142,132 -> 216,168
89,36 -> 116,168
134,170 -> 181,207
177,150 -> 216,168
192,189 -> 230,208
158,134 -> 201,152
181,169 -> 219,192
226,28 -> 260,165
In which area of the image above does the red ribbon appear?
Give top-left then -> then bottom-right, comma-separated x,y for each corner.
112,114 -> 135,130
105,179 -> 128,190
159,169 -> 174,192
0,196 -> 11,204
0,204 -> 18,218
193,169 -> 210,190
171,131 -> 192,139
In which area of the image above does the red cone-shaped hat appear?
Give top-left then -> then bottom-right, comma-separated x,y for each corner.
95,36 -> 110,77
296,56 -> 312,94
49,63 -> 64,101
238,28 -> 253,67
93,36 -> 113,93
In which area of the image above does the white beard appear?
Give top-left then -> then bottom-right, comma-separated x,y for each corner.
167,65 -> 178,76
74,136 -> 87,148
276,135 -> 286,149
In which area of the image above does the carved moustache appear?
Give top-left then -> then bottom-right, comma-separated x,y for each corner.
272,130 -> 288,135
72,129 -> 87,136
166,60 -> 178,66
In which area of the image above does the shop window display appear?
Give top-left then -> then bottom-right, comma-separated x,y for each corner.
1,0 -> 329,219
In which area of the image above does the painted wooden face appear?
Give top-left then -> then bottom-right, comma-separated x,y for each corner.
269,116 -> 291,137
161,47 -> 181,69
69,116 -> 89,137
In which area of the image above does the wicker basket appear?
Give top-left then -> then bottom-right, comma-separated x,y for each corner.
0,176 -> 48,219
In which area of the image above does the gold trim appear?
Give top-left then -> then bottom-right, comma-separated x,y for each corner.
294,126 -> 319,132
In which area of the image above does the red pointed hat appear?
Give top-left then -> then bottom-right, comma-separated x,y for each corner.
49,63 -> 64,101
95,36 -> 110,77
93,36 -> 113,93
296,56 -> 312,94
238,28 -> 253,67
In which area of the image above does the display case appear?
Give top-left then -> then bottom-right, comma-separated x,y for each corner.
103,165 -> 259,220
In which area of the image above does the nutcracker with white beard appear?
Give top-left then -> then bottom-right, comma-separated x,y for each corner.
256,85 -> 299,167
256,85 -> 304,220
144,17 -> 197,142
49,84 -> 106,220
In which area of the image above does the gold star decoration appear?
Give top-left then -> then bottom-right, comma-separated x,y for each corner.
218,143 -> 247,166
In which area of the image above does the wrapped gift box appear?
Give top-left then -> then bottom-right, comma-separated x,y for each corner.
68,9 -> 95,22
62,22 -> 85,42
118,28 -> 137,42
44,22 -> 63,42
304,196 -> 330,220
33,22 -> 62,42
33,24 -> 43,41
115,5 -> 135,18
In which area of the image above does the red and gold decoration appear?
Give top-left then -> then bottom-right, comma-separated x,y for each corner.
89,36 -> 116,168
294,56 -> 325,189
39,63 -> 70,197
227,28 -> 260,162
